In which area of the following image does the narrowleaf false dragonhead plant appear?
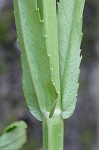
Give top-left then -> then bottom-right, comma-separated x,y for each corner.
13,0 -> 85,149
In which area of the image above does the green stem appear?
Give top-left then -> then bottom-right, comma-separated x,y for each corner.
43,114 -> 64,150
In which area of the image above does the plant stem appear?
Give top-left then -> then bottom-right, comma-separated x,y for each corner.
42,1 -> 63,149
43,114 -> 64,150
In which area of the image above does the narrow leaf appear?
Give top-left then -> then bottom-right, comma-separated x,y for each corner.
14,0 -> 58,120
42,0 -> 60,106
58,0 -> 85,119
0,121 -> 27,150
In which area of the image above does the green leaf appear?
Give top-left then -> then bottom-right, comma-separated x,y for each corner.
42,0 -> 61,110
0,121 -> 27,150
13,0 -> 58,121
58,0 -> 85,119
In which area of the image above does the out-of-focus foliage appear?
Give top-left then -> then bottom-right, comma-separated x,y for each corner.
0,121 -> 27,150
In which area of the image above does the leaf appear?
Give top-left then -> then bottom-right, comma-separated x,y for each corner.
58,0 -> 85,119
42,0 -> 61,117
42,0 -> 60,103
0,121 -> 27,150
13,0 -> 58,120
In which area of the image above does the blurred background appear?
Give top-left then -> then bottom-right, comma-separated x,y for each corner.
0,0 -> 99,150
